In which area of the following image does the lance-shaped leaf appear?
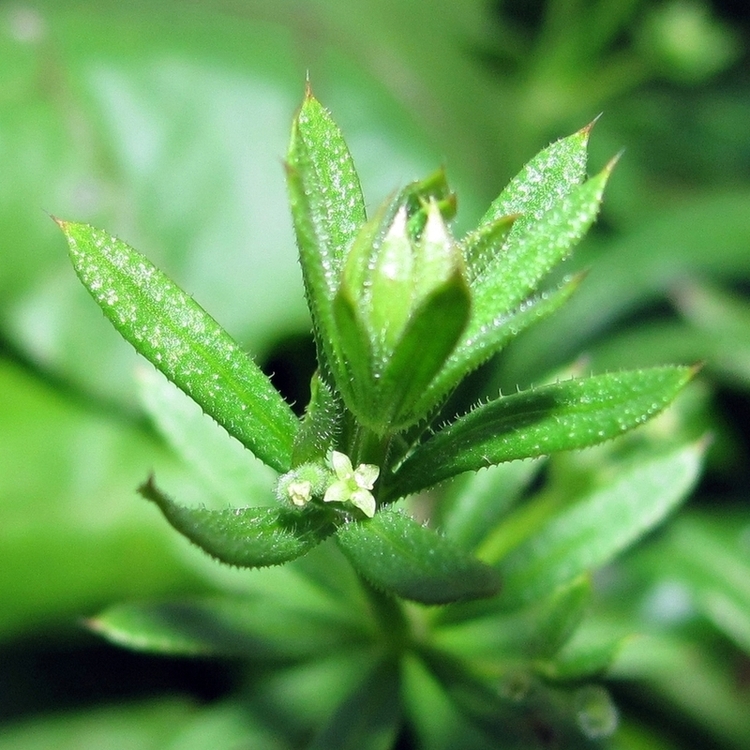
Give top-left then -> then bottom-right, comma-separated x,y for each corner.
140,477 -> 334,567
412,157 -> 610,419
88,594 -> 369,660
59,220 -> 298,474
335,509 -> 500,604
493,440 -> 705,609
471,165 -> 612,340
286,88 -> 366,383
292,371 -> 344,466
387,366 -> 695,499
476,122 -> 592,241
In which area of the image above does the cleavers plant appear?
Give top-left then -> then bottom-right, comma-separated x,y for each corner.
58,84 -> 702,748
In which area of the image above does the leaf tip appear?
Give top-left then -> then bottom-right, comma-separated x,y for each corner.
138,473 -> 162,506
50,214 -> 68,231
604,149 -> 625,174
580,112 -> 603,139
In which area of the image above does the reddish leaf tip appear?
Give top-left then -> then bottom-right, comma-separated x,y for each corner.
580,112 -> 603,138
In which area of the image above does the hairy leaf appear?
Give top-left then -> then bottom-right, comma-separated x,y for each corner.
335,509 -> 500,604
477,123 -> 592,237
389,366 -> 695,498
286,88 -> 366,384
140,477 -> 334,567
59,220 -> 298,473
292,371 -> 345,465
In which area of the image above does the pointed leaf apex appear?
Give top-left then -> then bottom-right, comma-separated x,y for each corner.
580,112 -> 603,139
604,149 -> 625,174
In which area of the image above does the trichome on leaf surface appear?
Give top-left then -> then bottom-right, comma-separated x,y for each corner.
58,83 -> 702,748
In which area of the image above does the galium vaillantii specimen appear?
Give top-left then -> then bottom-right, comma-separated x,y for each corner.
58,85 -> 693,604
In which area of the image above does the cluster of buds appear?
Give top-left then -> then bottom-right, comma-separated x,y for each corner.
331,171 -> 470,434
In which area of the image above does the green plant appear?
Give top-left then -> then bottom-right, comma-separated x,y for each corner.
57,85 -> 702,748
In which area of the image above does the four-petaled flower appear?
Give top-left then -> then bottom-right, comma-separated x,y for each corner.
324,451 -> 380,518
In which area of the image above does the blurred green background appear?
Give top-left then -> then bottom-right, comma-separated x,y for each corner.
1,0 -> 749,748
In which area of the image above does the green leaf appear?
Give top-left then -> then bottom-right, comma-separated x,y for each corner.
413,147 -> 609,415
0,358 -> 200,640
308,659 -> 402,750
535,629 -> 628,681
494,440 -> 705,608
403,655 -> 499,750
140,477 -> 334,567
0,700 -> 196,750
292,371 -> 345,465
469,165 -> 612,347
657,513 -> 750,655
676,282 -> 750,386
476,123 -> 592,238
59,220 -> 298,474
335,509 -> 500,604
437,458 -> 543,552
529,575 -> 593,659
286,87 -> 367,383
499,191 -> 750,381
389,366 -> 695,498
89,594 -> 369,659
374,272 -> 471,431
136,365 -> 275,508
461,214 -> 517,284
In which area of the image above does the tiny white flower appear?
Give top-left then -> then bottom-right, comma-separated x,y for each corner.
287,480 -> 312,507
323,451 -> 380,518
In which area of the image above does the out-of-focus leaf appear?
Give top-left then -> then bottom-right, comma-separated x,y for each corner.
535,630 -> 627,681
492,440 -> 705,608
390,367 -> 694,498
659,513 -> 750,655
1,1 -> 447,408
140,477 -> 334,568
248,650 -> 378,742
335,509 -> 500,604
0,359 -> 201,639
675,282 -> 750,387
612,630 -> 750,749
308,659 -> 401,750
403,655 -> 498,750
89,593 -> 368,660
0,699 -> 194,750
137,365 -> 275,508
436,458 -> 543,552
530,575 -> 592,659
60,220 -> 299,473
163,701 -> 289,750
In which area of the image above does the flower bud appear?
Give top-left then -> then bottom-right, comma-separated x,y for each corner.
332,178 -> 470,433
